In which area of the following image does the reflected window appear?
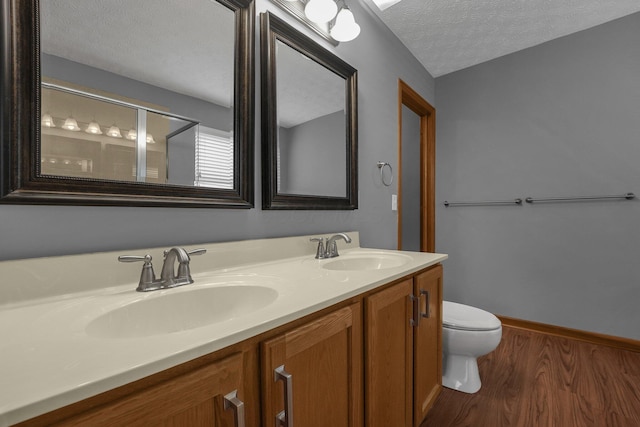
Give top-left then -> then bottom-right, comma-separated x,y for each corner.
195,126 -> 234,189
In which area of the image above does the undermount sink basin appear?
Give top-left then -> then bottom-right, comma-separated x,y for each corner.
86,285 -> 278,338
322,252 -> 412,271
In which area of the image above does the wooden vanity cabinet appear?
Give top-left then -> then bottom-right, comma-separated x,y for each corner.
365,264 -> 443,427
261,303 -> 363,427
19,352 -> 249,427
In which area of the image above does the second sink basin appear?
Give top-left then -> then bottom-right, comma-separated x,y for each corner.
86,285 -> 278,339
322,251 -> 412,271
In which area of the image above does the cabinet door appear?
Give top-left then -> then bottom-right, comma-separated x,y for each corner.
365,279 -> 414,427
413,265 -> 443,425
261,303 -> 363,427
52,352 -> 246,427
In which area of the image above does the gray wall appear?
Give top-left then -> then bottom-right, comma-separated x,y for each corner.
0,0 -> 434,261
435,12 -> 640,339
278,111 -> 346,197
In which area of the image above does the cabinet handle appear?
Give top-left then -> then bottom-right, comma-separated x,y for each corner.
223,390 -> 246,427
409,294 -> 419,327
274,365 -> 294,427
420,289 -> 430,319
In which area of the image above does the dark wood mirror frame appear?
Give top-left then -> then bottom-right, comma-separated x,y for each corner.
0,0 -> 255,208
260,12 -> 358,210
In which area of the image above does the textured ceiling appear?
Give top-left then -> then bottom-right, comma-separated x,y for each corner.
366,0 -> 640,77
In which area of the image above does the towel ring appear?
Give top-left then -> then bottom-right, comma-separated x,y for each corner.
377,162 -> 393,187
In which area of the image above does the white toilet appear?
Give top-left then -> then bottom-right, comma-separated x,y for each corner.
442,301 -> 502,394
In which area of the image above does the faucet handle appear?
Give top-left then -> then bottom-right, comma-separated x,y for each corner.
187,248 -> 207,257
118,254 -> 159,291
118,254 -> 153,264
310,238 -> 326,259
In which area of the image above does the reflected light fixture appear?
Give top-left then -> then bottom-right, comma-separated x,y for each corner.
62,116 -> 81,131
304,0 -> 338,24
106,124 -> 122,138
85,121 -> 103,135
125,128 -> 137,140
330,4 -> 360,42
41,113 -> 56,128
146,134 -> 156,144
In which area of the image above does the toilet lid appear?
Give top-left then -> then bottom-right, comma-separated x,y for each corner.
443,301 -> 501,331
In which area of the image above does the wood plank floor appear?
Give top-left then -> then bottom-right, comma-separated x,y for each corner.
421,326 -> 640,427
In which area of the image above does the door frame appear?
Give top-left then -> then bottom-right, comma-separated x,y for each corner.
397,79 -> 436,252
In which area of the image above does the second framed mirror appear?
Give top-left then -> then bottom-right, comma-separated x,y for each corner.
261,12 -> 357,210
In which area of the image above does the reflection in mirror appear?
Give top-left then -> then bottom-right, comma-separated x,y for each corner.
275,40 -> 346,197
39,0 -> 234,188
261,12 -> 357,210
0,0 -> 254,207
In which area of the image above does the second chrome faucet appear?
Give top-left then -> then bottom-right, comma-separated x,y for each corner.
310,233 -> 352,259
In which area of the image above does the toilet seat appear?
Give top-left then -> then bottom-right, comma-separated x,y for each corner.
443,301 -> 501,331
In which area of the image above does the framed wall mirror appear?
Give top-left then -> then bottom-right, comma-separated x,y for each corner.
260,12 -> 357,210
0,0 -> 254,207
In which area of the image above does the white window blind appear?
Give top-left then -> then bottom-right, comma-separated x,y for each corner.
194,126 -> 234,189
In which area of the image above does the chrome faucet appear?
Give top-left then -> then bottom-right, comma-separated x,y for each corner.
161,247 -> 194,288
118,247 -> 206,292
310,233 -> 352,259
326,233 -> 352,258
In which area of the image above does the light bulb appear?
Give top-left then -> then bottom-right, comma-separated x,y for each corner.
62,117 -> 81,131
305,0 -> 337,24
41,113 -> 56,128
85,121 -> 102,135
330,7 -> 360,42
106,124 -> 122,138
126,128 -> 137,140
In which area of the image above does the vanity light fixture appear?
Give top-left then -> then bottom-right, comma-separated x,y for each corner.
41,113 -> 56,128
85,121 -> 103,135
106,124 -> 122,138
62,116 -> 81,131
125,128 -> 137,140
268,0 -> 360,44
330,4 -> 360,42
304,0 -> 338,24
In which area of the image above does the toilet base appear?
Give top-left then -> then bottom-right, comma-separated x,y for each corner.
442,354 -> 482,394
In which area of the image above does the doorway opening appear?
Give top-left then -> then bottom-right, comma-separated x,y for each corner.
397,79 -> 436,252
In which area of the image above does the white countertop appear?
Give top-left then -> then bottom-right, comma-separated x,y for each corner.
0,233 -> 446,426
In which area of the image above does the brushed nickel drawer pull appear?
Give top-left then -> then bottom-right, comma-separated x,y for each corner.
420,289 -> 430,319
275,365 -> 294,427
223,390 -> 246,427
